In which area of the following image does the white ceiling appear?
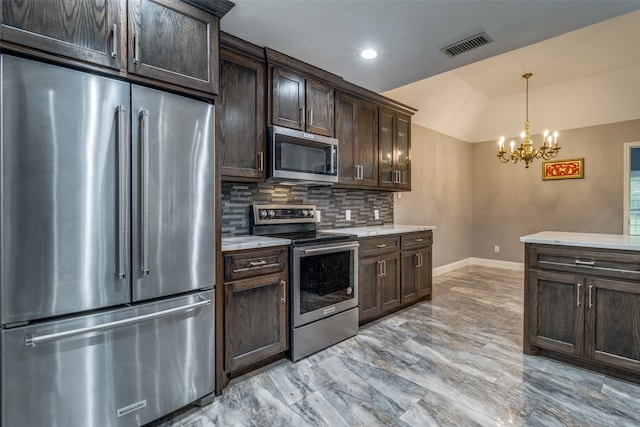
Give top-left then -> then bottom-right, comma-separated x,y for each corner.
220,1 -> 640,143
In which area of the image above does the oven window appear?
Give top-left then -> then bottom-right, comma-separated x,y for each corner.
299,250 -> 355,314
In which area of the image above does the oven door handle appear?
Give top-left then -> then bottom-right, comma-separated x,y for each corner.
301,242 -> 359,255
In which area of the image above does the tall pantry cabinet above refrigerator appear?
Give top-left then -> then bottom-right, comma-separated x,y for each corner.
0,55 -> 215,426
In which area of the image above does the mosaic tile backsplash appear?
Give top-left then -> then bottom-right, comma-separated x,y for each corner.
221,182 -> 394,235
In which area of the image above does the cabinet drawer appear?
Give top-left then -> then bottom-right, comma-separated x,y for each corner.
528,244 -> 640,281
359,235 -> 400,258
224,246 -> 287,282
401,231 -> 433,250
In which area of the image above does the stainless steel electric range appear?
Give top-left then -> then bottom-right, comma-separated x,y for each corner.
251,204 -> 359,361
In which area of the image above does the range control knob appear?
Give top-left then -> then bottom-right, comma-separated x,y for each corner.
268,210 -> 276,218
259,210 -> 268,218
301,210 -> 308,217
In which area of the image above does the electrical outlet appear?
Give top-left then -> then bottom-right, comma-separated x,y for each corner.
494,245 -> 500,253
397,192 -> 402,199
316,210 -> 321,223
345,210 -> 351,221
374,209 -> 380,220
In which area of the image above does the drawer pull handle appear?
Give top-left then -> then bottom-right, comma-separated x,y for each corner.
576,283 -> 582,307
376,243 -> 387,248
414,238 -> 424,242
249,260 -> 267,267
575,260 -> 596,267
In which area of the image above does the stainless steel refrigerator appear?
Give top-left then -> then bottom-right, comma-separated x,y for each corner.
0,55 -> 215,426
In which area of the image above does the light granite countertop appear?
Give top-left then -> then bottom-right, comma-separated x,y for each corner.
222,235 -> 291,252
322,224 -> 436,238
520,231 -> 640,251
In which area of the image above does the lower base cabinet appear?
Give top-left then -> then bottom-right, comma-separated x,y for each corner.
524,243 -> 640,382
359,231 -> 433,324
223,246 -> 288,373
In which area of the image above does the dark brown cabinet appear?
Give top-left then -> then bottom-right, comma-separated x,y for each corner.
128,0 -> 219,93
223,246 -> 288,373
1,0 -> 222,94
358,235 -> 402,324
401,231 -> 433,303
1,0 -> 125,69
335,91 -> 379,188
379,107 -> 411,190
272,67 -> 334,136
525,243 -> 640,381
219,37 -> 266,181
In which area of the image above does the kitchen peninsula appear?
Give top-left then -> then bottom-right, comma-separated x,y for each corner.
521,231 -> 640,384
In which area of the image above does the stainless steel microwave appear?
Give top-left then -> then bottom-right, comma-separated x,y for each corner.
268,125 -> 338,184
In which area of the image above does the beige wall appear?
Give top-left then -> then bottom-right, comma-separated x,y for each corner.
395,124 -> 473,267
472,119 -> 640,263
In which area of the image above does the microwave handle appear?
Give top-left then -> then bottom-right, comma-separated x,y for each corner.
329,146 -> 337,175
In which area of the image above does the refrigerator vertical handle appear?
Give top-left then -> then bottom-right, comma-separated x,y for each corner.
139,109 -> 150,275
116,105 -> 128,279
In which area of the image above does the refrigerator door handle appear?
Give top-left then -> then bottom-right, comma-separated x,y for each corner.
139,109 -> 150,275
117,105 -> 128,279
24,298 -> 212,347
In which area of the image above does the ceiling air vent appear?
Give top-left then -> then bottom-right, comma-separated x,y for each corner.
440,32 -> 493,57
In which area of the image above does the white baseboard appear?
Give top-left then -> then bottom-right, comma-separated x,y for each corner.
433,257 -> 524,276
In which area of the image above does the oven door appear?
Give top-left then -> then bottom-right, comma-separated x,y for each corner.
292,241 -> 358,327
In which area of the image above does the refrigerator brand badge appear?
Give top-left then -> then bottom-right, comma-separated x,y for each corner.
117,400 -> 147,417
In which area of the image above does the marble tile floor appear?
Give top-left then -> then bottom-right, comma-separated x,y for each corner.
149,265 -> 640,427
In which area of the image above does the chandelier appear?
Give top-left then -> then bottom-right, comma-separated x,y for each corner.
497,73 -> 560,168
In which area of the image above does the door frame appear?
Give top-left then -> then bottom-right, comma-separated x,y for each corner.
623,142 -> 640,234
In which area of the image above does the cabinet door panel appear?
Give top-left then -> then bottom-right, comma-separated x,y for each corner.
378,107 -> 395,187
220,51 -> 265,180
381,254 -> 401,311
401,250 -> 419,303
272,68 -> 305,130
357,100 -> 379,187
1,0 -> 124,69
306,79 -> 334,136
417,247 -> 432,299
586,278 -> 640,372
359,257 -> 381,322
128,0 -> 217,93
335,92 -> 358,185
529,270 -> 584,355
225,274 -> 287,372
395,112 -> 411,189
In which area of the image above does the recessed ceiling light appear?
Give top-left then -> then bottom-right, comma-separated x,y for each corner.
360,49 -> 378,60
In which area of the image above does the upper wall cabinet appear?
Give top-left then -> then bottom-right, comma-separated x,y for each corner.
219,34 -> 266,182
379,107 -> 411,191
272,67 -> 334,137
1,0 -> 227,95
335,91 -> 379,188
128,0 -> 219,93
0,0 -> 126,70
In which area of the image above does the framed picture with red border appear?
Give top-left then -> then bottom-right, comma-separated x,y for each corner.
542,158 -> 584,180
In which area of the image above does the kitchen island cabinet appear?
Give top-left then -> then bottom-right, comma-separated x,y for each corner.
522,231 -> 640,383
222,245 -> 289,374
